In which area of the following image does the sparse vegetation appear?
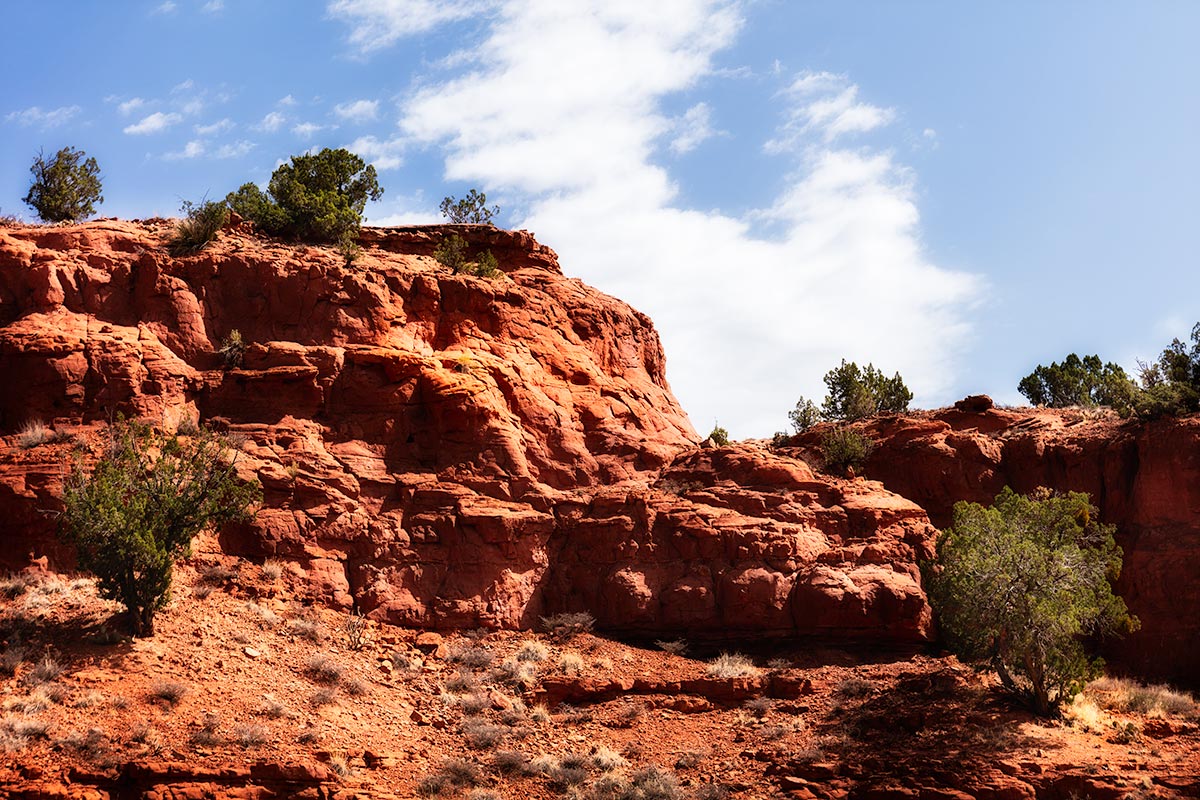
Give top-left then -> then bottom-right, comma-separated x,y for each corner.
170,197 -> 229,255
927,487 -> 1138,716
707,424 -> 730,446
788,397 -> 820,434
558,651 -> 585,675
515,639 -> 549,662
149,681 -> 188,706
440,189 -> 499,224
306,653 -> 343,684
433,234 -> 501,277
24,147 -> 103,223
345,608 -> 368,650
820,425 -> 874,476
1084,676 -> 1198,718
461,716 -> 506,749
261,559 -> 283,581
227,147 -> 382,243
59,420 -> 260,637
233,722 -> 268,747
25,654 -> 62,685
15,420 -> 56,449
540,611 -> 595,640
705,652 -> 758,679
656,638 -> 687,656
219,330 -> 246,369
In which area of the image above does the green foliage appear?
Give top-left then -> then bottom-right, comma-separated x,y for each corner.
927,487 -> 1138,716
433,235 -> 500,277
707,424 -> 730,446
23,147 -> 104,223
226,148 -> 382,242
59,421 -> 260,636
819,426 -> 874,475
1017,354 -> 1135,409
1131,323 -> 1200,418
170,198 -> 229,255
788,397 -> 819,433
336,231 -> 362,267
440,189 -> 499,224
821,360 -> 912,421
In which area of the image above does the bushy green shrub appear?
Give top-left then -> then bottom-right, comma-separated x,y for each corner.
59,421 -> 260,636
927,487 -> 1138,716
819,426 -> 874,475
170,198 -> 229,255
24,147 -> 104,223
1017,353 -> 1135,409
433,235 -> 500,277
470,249 -> 499,278
788,397 -> 819,433
227,148 -> 382,242
440,189 -> 499,224
821,360 -> 912,421
707,424 -> 730,446
1131,323 -> 1200,418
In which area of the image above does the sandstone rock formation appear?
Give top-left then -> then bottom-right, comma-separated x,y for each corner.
0,220 -> 936,646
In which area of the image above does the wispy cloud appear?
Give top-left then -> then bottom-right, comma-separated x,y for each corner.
292,121 -> 327,138
152,1 -> 178,14
118,97 -> 146,116
215,140 -> 255,159
195,118 -> 234,136
328,0 -> 497,54
202,0 -> 224,12
254,111 -> 287,132
4,105 -> 82,129
277,94 -> 298,107
347,0 -> 979,435
124,111 -> 183,135
163,139 -> 206,160
765,71 -> 896,152
333,99 -> 379,123
347,134 -> 405,170
669,102 -> 719,154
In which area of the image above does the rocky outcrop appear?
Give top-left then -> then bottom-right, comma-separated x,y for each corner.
0,220 -> 936,646
836,406 -> 1200,688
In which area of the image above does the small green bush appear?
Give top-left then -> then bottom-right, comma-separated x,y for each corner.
788,397 -> 819,433
707,424 -> 729,446
227,147 -> 382,243
821,360 -> 912,421
819,426 -> 874,475
59,421 -> 260,636
433,234 -> 468,272
24,147 -> 103,223
470,249 -> 499,278
170,198 -> 229,255
440,189 -> 499,224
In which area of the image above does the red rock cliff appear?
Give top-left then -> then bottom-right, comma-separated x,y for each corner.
0,220 -> 935,646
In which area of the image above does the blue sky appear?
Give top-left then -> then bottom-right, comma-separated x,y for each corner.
3,1 -> 1198,437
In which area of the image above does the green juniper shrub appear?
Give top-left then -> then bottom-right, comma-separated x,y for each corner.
170,198 -> 229,255
433,234 -> 468,273
440,189 -> 499,224
470,249 -> 500,278
227,147 -> 382,242
59,421 -> 260,637
926,487 -> 1138,716
1017,353 -> 1136,410
707,424 -> 730,446
819,426 -> 874,476
24,147 -> 104,223
820,360 -> 912,421
788,397 -> 820,433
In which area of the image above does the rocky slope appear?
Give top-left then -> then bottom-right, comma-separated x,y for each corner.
0,219 -> 933,646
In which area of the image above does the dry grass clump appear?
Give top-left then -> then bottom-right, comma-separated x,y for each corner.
515,639 -> 550,662
245,600 -> 280,628
744,696 -> 774,718
461,716 -> 507,750
656,638 -> 688,655
559,652 -> 585,676
490,656 -> 538,689
306,653 -> 343,684
288,617 -> 323,642
444,669 -> 481,694
0,573 -> 36,600
15,420 -> 56,449
233,722 -> 269,748
311,688 -> 338,707
834,677 -> 875,699
190,713 -> 222,746
491,749 -> 529,775
25,654 -> 63,686
540,611 -> 595,640
705,652 -> 758,679
261,558 -> 284,581
450,644 -> 495,669
0,645 -> 27,676
259,694 -> 287,719
1085,676 -> 1198,718
149,681 -> 189,706
419,757 -> 483,796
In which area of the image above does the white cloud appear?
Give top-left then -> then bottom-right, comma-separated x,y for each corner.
347,134 -> 406,169
669,102 -> 718,154
4,105 -> 82,129
195,118 -> 234,135
372,1 -> 979,436
328,0 -> 497,54
202,0 -> 224,11
292,121 -> 326,138
118,97 -> 146,116
123,111 -> 183,134
172,79 -> 195,94
277,94 -> 298,107
215,140 -> 256,159
334,99 -> 379,123
254,111 -> 287,132
765,71 -> 896,152
152,1 -> 177,14
164,139 -> 206,160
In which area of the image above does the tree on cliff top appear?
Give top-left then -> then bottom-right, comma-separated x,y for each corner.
440,189 -> 499,224
24,147 -> 104,223
60,421 -> 260,637
227,147 -> 382,243
788,360 -> 912,434
926,487 -> 1137,716
1017,353 -> 1135,409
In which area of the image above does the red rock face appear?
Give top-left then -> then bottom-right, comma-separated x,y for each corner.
0,220 -> 936,646
852,407 -> 1200,688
